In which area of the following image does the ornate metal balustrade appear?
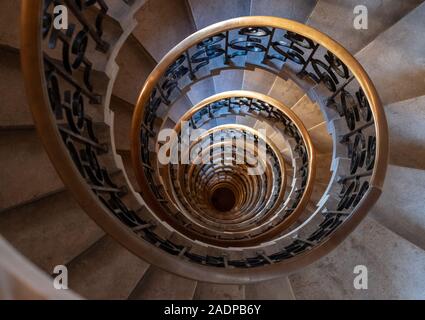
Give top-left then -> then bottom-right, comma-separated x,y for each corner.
159,92 -> 313,242
131,17 -> 388,275
24,0 -> 146,231
21,3 -> 388,283
169,127 -> 285,238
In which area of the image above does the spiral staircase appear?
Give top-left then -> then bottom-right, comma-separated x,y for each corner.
0,0 -> 424,300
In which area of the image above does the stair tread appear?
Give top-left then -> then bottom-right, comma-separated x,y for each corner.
133,0 -> 195,61
188,0 -> 250,30
188,0 -> 250,93
309,181 -> 328,205
0,235 -> 81,300
371,164 -> 425,251
67,236 -> 150,300
111,99 -> 133,151
214,69 -> 245,94
307,0 -> 423,54
250,0 -> 317,22
308,122 -> 332,154
242,69 -> 276,95
291,94 -> 324,129
0,191 -> 104,273
129,266 -> 197,300
0,130 -> 64,211
289,216 -> 425,299
103,0 -> 148,23
385,95 -> 425,171
268,77 -> 305,108
355,3 -> 425,105
0,48 -> 33,128
118,150 -> 142,193
0,0 -> 20,49
245,277 -> 295,300
113,35 -> 155,104
315,153 -> 333,185
187,78 -> 216,106
194,282 -> 245,300
167,94 -> 193,123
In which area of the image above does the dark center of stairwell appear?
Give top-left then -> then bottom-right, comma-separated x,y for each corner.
210,187 -> 236,212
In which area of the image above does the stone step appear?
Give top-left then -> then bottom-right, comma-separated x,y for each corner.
0,48 -> 33,129
355,3 -> 425,105
194,283 -> 245,300
0,129 -> 64,211
236,115 -> 257,127
117,150 -> 142,193
129,266 -> 197,299
268,77 -> 305,108
0,235 -> 81,299
242,69 -> 277,95
104,0 -> 148,23
245,277 -> 295,300
269,130 -> 289,152
291,94 -> 324,129
385,95 -> 425,171
253,119 -> 278,137
315,152 -> 332,185
215,115 -> 239,126
308,122 -> 333,153
113,35 -> 156,104
309,181 -> 328,205
289,216 -> 425,299
0,0 -> 20,49
132,0 -> 195,61
188,0 -> 251,92
168,94 -> 193,123
214,69 -> 245,94
307,0 -> 422,53
250,0 -> 317,22
188,0 -> 250,30
186,78 -> 216,106
111,97 -> 133,152
67,236 -> 149,299
370,165 -> 425,251
0,191 -> 104,273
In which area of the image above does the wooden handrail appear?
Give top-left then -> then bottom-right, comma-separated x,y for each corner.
161,92 -> 313,242
130,16 -> 388,272
20,4 -> 389,283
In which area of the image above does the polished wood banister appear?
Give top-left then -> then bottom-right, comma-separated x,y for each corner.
162,92 -> 313,241
130,16 -> 388,271
170,124 -> 287,234
20,3 -> 389,283
132,16 -> 388,192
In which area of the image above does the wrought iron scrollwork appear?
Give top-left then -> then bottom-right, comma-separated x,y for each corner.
131,17 -> 385,270
27,6 -> 387,273
191,34 -> 226,72
229,27 -> 271,56
40,0 -> 186,264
